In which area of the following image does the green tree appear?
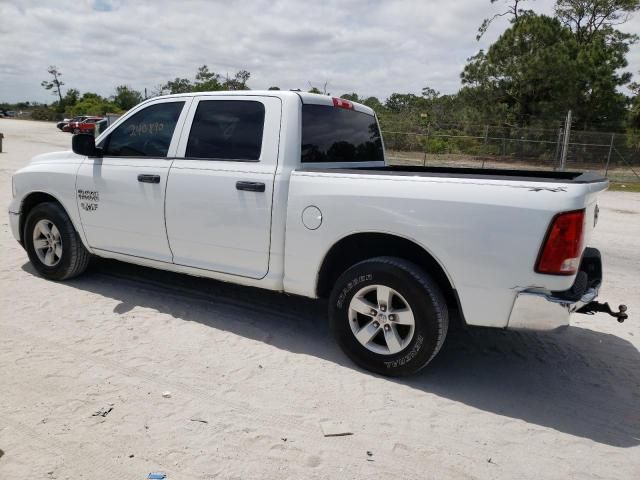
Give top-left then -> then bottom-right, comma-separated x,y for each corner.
555,0 -> 640,43
223,70 -> 251,90
477,0 -> 534,39
62,88 -> 80,108
307,81 -> 329,95
112,85 -> 143,110
160,67 -> 251,94
41,65 -> 64,103
268,86 -> 281,90
162,77 -> 193,94
462,7 -> 636,129
340,93 -> 360,101
385,93 -> 421,113
463,14 -> 577,124
68,92 -> 120,116
630,80 -> 640,128
361,96 -> 383,111
193,65 -> 223,91
627,78 -> 640,148
556,1 -> 638,127
421,87 -> 440,100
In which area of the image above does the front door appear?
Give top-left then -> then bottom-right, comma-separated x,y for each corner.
76,99 -> 189,262
165,95 -> 281,279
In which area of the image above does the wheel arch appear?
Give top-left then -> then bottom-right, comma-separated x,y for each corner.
316,232 -> 464,323
19,191 -> 86,248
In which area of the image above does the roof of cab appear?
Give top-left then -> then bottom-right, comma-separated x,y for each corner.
154,90 -> 376,116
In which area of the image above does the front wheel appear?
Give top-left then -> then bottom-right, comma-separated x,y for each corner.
329,257 -> 448,376
24,202 -> 91,281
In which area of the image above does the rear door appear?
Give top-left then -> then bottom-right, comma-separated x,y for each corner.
76,98 -> 189,261
165,95 -> 281,278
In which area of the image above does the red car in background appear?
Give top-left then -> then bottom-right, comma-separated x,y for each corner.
63,116 -> 103,134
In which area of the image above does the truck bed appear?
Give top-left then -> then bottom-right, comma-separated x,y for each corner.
287,163 -> 607,328
299,165 -> 608,184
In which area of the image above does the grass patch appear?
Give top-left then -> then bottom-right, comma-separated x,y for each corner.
608,182 -> 640,193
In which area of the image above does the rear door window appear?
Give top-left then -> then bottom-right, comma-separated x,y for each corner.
301,104 -> 383,163
185,100 -> 265,161
102,101 -> 184,157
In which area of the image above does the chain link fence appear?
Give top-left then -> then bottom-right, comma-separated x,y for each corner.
383,123 -> 640,183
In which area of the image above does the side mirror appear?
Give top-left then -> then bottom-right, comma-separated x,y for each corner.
72,133 -> 101,157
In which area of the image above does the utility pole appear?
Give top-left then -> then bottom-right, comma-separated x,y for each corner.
554,127 -> 563,170
559,110 -> 572,171
423,124 -> 430,167
482,124 -> 489,168
604,133 -> 615,176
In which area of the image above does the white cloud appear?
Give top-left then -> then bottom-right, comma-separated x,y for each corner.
0,0 -> 638,103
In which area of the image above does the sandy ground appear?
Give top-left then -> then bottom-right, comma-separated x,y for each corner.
0,118 -> 639,480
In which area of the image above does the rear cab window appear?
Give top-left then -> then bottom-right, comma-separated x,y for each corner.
301,104 -> 384,164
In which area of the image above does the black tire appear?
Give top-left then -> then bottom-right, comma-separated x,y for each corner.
24,202 -> 91,281
73,128 -> 80,134
329,256 -> 448,376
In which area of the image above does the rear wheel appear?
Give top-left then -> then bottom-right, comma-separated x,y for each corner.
329,256 -> 448,376
24,202 -> 90,280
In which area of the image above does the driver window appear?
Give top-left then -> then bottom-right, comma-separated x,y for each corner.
102,101 -> 184,157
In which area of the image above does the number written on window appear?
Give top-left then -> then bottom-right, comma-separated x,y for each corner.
126,122 -> 165,137
102,102 -> 184,157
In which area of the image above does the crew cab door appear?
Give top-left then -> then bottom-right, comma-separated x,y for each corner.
165,95 -> 281,278
76,99 -> 189,261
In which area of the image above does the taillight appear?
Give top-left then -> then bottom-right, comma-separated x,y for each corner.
535,209 -> 585,275
332,97 -> 354,110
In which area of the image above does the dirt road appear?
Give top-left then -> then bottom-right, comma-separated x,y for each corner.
1,119 -> 638,479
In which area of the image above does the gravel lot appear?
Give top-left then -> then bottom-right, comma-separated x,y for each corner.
1,119 -> 639,479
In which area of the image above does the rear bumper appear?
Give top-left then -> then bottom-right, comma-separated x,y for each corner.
508,284 -> 600,331
508,247 -> 602,331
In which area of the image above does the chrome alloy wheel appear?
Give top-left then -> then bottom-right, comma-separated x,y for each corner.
32,219 -> 63,267
348,284 -> 416,355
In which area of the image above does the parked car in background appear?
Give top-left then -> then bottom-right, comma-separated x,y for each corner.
57,116 -> 91,131
94,113 -> 122,137
63,116 -> 103,134
62,118 -> 82,132
57,118 -> 72,130
94,119 -> 108,136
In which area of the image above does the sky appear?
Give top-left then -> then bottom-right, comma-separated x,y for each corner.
1,0 -> 639,104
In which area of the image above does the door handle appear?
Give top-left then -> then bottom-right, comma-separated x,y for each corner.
236,181 -> 265,192
138,174 -> 161,184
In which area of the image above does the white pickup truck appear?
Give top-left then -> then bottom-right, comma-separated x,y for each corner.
9,91 -> 627,376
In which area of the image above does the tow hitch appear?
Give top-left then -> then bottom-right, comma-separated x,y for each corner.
577,301 -> 628,323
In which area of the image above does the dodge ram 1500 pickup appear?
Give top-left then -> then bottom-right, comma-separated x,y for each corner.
8,91 -> 628,376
